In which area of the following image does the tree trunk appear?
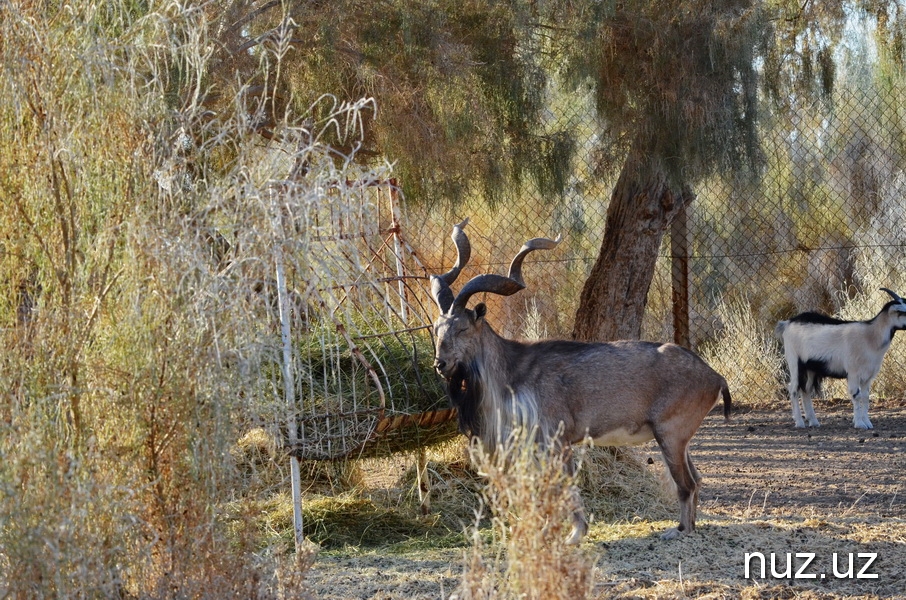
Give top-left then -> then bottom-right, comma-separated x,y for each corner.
572,153 -> 691,342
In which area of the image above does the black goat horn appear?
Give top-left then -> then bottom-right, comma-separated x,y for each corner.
430,219 -> 471,313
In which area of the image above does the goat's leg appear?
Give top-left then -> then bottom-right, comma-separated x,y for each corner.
563,453 -> 588,545
787,359 -> 808,428
686,450 -> 702,524
657,438 -> 699,540
800,372 -> 821,427
565,488 -> 588,546
849,379 -> 873,429
788,382 -> 807,428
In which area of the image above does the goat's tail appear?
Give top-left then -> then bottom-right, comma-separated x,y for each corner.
721,383 -> 732,423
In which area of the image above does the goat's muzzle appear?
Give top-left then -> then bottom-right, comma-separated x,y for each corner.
434,358 -> 452,380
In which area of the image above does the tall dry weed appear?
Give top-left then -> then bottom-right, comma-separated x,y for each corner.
0,0 -> 379,596
699,296 -> 786,408
455,427 -> 596,600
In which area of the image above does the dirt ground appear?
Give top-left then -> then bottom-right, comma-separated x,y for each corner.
695,401 -> 906,521
305,403 -> 906,599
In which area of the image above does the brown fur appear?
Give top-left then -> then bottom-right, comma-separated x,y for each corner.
430,221 -> 731,542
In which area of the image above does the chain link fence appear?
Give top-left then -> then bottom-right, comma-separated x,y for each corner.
401,84 -> 906,406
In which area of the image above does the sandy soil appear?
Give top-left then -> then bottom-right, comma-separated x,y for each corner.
695,402 -> 906,520
592,402 -> 906,599
305,403 -> 906,599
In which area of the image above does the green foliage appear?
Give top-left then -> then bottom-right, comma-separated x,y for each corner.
212,0 -> 571,205
294,313 -> 445,417
553,0 -> 772,185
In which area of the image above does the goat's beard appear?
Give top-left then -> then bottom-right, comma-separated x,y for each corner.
446,360 -> 482,438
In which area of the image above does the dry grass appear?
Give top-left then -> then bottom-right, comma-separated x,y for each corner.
300,406 -> 906,599
0,1 -> 383,595
454,428 -> 597,600
577,445 -> 674,525
699,296 -> 787,410
588,515 -> 906,599
302,503 -> 906,599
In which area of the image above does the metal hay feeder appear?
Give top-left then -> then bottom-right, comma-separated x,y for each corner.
278,181 -> 457,462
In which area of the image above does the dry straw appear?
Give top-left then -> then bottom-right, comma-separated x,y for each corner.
454,425 -> 598,600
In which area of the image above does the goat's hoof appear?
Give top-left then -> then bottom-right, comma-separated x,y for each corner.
854,421 -> 873,430
808,421 -> 821,428
794,421 -> 807,429
660,527 -> 685,540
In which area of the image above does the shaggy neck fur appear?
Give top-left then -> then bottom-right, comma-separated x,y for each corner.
445,326 -> 540,449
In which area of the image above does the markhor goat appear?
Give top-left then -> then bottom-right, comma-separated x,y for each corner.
429,219 -> 731,542
776,288 -> 906,430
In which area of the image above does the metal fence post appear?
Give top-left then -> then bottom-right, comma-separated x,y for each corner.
276,248 -> 305,554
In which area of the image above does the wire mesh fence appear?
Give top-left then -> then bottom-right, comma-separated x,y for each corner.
402,84 -> 906,405
242,78 -> 906,463
280,181 -> 458,460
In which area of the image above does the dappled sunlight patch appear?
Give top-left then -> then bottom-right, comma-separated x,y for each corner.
300,492 -> 440,549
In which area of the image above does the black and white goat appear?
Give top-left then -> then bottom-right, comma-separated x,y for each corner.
775,288 -> 906,429
430,219 -> 731,542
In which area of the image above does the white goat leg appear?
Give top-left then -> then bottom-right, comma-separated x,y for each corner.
850,381 -> 873,429
801,372 -> 821,427
565,486 -> 588,546
787,366 -> 819,428
788,382 -> 807,428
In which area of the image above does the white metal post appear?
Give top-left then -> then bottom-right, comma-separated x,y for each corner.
275,248 -> 305,554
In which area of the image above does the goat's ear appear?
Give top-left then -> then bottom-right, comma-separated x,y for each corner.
474,303 -> 487,320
